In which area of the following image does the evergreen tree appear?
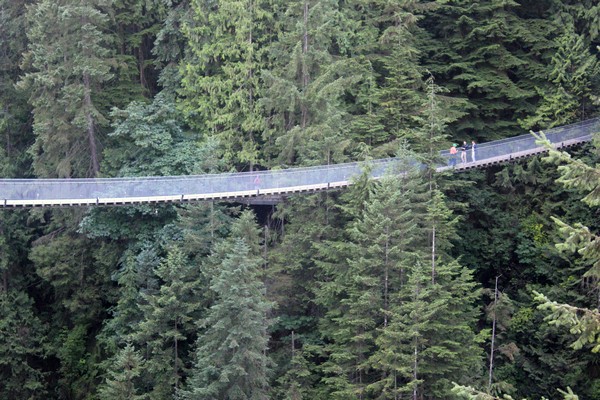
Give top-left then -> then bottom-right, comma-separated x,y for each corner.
180,0 -> 273,170
180,210 -> 273,400
529,133 -> 600,354
315,167 -> 424,399
98,343 -> 146,400
18,0 -> 114,177
375,0 -> 426,152
521,26 -> 599,129
111,0 -> 168,98
261,0 -> 358,166
0,290 -> 47,399
0,0 -> 33,177
421,0 -> 555,140
135,245 -> 202,398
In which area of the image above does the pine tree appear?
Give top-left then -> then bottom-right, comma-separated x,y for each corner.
527,133 -> 600,354
376,0 -> 426,152
0,0 -> 33,177
18,0 -> 114,177
111,0 -> 168,98
180,210 -> 273,400
421,0 -> 555,140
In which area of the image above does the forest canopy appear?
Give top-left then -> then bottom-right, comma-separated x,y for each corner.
0,0 -> 599,399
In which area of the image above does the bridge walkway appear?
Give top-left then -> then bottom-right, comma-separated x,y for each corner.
0,119 -> 597,208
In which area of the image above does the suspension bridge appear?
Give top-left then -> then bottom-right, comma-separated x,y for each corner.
0,119 -> 598,208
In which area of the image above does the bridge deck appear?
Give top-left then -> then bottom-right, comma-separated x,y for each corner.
0,120 -> 597,208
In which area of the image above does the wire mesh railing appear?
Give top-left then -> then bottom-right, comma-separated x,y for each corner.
0,117 -> 598,206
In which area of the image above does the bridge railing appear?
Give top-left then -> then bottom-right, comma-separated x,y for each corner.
0,118 -> 598,203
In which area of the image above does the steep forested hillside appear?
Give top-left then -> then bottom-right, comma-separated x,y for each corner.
0,1 -> 599,399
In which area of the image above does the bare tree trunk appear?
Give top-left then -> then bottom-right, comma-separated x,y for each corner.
488,276 -> 499,392
413,283 -> 420,400
431,224 -> 436,284
384,227 -> 389,327
82,72 -> 99,177
174,320 -> 179,389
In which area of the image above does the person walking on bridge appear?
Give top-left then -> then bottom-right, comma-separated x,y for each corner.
449,144 -> 458,166
471,140 -> 477,162
460,141 -> 467,164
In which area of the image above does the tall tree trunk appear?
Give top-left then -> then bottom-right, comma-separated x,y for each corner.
488,275 -> 499,392
384,227 -> 389,327
174,320 -> 179,389
83,72 -> 99,177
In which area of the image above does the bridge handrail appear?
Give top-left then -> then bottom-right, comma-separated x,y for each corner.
1,117 -> 598,205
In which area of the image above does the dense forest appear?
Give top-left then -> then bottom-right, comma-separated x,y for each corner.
1,0 -> 600,399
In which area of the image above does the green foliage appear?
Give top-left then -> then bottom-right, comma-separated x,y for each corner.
180,0 -> 273,169
521,26 -> 599,129
261,0 -> 359,166
98,343 -> 146,400
180,210 -> 273,399
421,0 -> 555,140
0,290 -> 47,399
18,0 -> 114,177
104,91 -> 217,177
534,291 -> 600,352
135,245 -> 203,397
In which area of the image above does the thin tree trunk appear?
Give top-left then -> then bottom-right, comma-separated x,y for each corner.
384,227 -> 389,327
488,276 -> 499,392
82,72 -> 99,177
300,1 -> 309,130
174,320 -> 179,389
413,283 -> 420,400
248,0 -> 255,172
431,224 -> 436,284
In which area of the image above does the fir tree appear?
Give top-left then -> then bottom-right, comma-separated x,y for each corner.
98,343 -> 146,400
18,0 -> 114,177
261,0 -> 358,166
180,210 -> 273,400
180,0 -> 273,170
135,245 -> 202,398
521,26 -> 599,129
0,290 -> 47,399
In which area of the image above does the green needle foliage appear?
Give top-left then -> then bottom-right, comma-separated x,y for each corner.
180,211 -> 273,400
18,0 -> 114,178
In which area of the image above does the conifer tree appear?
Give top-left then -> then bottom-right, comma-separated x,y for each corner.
0,290 -> 47,399
135,246 -> 202,398
531,134 -> 600,353
111,0 -> 168,97
98,343 -> 146,400
521,26 -> 599,129
376,0 -> 426,151
18,0 -> 114,177
180,210 -> 273,400
261,0 -> 358,166
0,0 -> 32,177
180,0 -> 273,170
421,0 -> 554,140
